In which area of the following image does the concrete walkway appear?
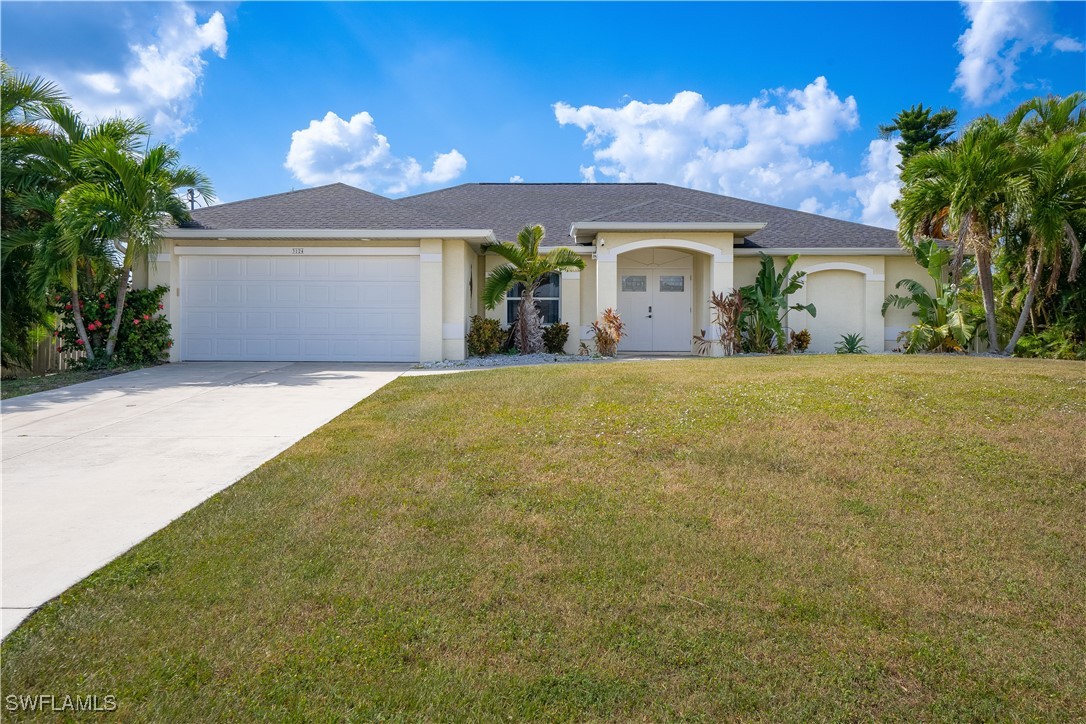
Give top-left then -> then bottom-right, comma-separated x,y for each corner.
1,361 -> 406,637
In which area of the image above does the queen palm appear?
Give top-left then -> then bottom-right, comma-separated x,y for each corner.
482,224 -> 584,354
897,117 -> 1031,355
15,106 -> 148,361
58,138 -> 213,359
1004,95 -> 1086,353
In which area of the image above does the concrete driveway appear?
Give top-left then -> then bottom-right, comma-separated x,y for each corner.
1,361 -> 407,637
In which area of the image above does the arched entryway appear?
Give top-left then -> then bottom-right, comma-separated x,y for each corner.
616,248 -> 694,352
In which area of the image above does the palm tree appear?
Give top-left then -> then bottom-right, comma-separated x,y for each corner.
1004,95 -> 1086,353
897,117 -> 1032,354
14,106 -> 148,362
481,224 -> 584,354
0,63 -> 67,365
57,139 -> 213,358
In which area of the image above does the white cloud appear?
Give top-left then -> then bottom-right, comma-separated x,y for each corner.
284,111 -> 467,194
854,139 -> 902,229
58,3 -> 227,137
953,1 -> 1084,105
555,78 -> 901,227
509,175 -> 524,183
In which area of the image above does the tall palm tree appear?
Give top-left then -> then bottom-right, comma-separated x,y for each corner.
14,106 -> 148,361
57,138 -> 213,358
482,224 -> 585,354
897,117 -> 1032,354
1004,95 -> 1086,353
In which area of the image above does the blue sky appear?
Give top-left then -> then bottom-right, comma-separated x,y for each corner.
3,1 -> 1084,228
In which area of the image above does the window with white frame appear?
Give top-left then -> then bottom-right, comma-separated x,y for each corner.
507,272 -> 560,325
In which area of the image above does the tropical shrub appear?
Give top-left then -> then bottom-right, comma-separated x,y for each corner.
693,290 -> 743,356
790,328 -> 811,352
590,308 -> 625,357
882,239 -> 974,352
52,285 -> 171,367
835,333 -> 868,354
466,314 -> 503,357
542,322 -> 570,354
1014,321 -> 1086,360
739,253 -> 816,353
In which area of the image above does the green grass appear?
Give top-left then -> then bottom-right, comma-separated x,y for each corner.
1,366 -> 139,400
3,356 -> 1085,721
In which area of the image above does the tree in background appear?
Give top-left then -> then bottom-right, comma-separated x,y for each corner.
879,104 -> 957,165
57,139 -> 212,359
1,63 -> 66,366
1002,93 -> 1086,355
1,62 -> 213,369
896,117 -> 1032,355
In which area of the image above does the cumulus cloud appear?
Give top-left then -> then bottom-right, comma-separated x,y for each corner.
953,1 -> 1084,105
509,175 -> 524,183
284,111 -> 467,194
57,3 -> 227,137
554,77 -> 900,228
854,139 -> 902,229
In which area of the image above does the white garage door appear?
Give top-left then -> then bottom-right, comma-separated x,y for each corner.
180,254 -> 420,362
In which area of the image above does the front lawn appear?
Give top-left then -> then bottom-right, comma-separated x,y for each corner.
3,356 -> 1084,720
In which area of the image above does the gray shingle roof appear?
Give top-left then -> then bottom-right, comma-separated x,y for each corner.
183,183 -> 451,230
583,199 -> 737,223
186,181 -> 900,249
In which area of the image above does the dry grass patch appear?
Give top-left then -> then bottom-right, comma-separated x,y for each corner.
2,356 -> 1084,720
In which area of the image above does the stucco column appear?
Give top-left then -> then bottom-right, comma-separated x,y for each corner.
419,238 -> 444,362
595,250 -> 618,319
560,270 -> 581,354
441,239 -> 467,361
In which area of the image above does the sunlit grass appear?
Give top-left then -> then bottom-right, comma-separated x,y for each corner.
3,356 -> 1084,720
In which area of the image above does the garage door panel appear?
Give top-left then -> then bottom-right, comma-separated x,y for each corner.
245,286 -> 272,304
245,312 -> 271,330
274,311 -> 301,330
181,254 -> 421,362
275,286 -> 301,304
305,286 -> 331,304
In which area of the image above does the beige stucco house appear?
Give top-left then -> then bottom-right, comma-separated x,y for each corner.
142,182 -> 922,362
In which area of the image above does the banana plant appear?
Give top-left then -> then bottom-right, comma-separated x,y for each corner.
739,253 -> 816,352
882,238 -> 974,352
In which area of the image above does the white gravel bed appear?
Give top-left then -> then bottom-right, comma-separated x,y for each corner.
415,352 -> 610,370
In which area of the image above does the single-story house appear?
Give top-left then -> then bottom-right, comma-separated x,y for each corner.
140,182 -> 923,362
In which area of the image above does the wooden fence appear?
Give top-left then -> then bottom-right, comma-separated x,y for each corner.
1,334 -> 85,378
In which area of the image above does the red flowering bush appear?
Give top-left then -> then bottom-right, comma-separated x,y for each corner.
52,285 -> 172,367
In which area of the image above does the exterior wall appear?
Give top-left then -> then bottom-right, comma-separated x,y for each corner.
883,255 -> 935,351
786,256 -> 886,354
440,239 -> 475,361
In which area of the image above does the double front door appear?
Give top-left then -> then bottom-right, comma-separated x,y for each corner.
617,267 -> 693,352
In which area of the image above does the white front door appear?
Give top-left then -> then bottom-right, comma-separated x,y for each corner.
617,257 -> 693,353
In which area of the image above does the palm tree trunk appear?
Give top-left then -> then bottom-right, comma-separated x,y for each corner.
517,288 -> 544,354
975,247 -> 1002,355
104,264 -> 131,358
966,212 -> 1003,355
70,282 -> 94,362
1006,247 -> 1045,354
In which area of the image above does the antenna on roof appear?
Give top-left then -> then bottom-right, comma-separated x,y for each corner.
187,188 -> 196,211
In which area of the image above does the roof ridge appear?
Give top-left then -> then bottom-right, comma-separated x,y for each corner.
192,182 -> 389,215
